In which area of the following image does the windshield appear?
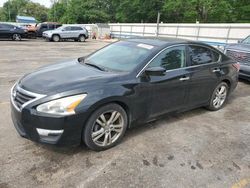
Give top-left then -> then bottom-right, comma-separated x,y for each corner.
85,41 -> 155,72
242,36 -> 250,44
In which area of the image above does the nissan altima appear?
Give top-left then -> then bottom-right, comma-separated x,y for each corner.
11,38 -> 239,151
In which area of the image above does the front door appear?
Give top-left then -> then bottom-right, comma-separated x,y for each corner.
144,45 -> 190,118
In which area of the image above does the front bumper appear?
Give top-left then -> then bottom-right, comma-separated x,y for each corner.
10,101 -> 86,146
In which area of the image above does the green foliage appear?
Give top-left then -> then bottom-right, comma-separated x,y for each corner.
1,0 -> 48,22
0,0 -> 250,23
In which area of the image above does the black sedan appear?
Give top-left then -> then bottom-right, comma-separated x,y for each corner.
0,23 -> 27,40
10,38 -> 239,151
225,35 -> 250,81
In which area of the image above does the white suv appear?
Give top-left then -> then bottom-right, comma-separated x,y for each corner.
42,25 -> 89,42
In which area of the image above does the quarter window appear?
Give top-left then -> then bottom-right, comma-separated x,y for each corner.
148,46 -> 186,70
188,46 -> 213,65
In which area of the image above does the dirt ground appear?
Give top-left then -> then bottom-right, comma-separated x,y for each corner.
0,39 -> 250,188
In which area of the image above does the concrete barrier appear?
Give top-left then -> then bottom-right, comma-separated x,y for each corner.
109,23 -> 250,44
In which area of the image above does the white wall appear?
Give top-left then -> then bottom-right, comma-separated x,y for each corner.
109,23 -> 250,44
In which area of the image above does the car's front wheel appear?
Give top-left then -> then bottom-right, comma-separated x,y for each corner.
83,103 -> 128,151
12,34 -> 21,41
207,82 -> 229,111
52,34 -> 60,42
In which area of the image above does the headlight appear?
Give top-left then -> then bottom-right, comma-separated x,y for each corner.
36,94 -> 87,115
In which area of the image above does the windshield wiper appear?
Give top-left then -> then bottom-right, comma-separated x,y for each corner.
85,62 -> 105,71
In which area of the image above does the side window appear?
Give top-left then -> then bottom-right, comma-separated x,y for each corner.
41,24 -> 48,29
148,46 -> 186,70
48,24 -> 54,29
72,27 -> 82,31
64,27 -> 71,31
56,24 -> 62,28
188,45 -> 213,65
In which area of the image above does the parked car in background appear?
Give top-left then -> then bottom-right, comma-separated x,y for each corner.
20,24 -> 37,38
225,35 -> 250,81
36,22 -> 62,37
11,38 -> 239,151
42,25 -> 89,42
0,23 -> 27,41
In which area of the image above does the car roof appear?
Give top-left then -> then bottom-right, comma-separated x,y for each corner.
125,37 -> 213,49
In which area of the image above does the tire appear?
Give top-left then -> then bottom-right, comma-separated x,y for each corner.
52,34 -> 60,42
83,103 -> 128,151
78,35 -> 86,42
12,34 -> 21,41
206,82 -> 229,111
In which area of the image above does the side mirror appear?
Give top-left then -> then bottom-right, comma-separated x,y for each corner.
144,66 -> 166,76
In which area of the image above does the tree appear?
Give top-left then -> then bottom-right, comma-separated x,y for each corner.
0,7 -> 6,21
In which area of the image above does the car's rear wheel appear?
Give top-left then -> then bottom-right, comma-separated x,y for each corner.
83,103 -> 128,151
52,34 -> 60,42
78,35 -> 86,42
12,34 -> 21,41
207,82 -> 229,111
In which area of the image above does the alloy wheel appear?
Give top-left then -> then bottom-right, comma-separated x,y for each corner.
53,35 -> 60,42
91,110 -> 124,147
79,36 -> 85,42
13,34 -> 21,41
213,85 -> 227,109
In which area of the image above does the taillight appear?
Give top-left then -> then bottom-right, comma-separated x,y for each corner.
232,62 -> 240,72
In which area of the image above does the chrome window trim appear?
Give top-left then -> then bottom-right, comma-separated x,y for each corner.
225,48 -> 250,54
136,43 -> 221,78
10,83 -> 46,112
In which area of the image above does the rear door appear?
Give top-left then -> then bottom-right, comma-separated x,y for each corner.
71,26 -> 82,38
144,45 -> 190,117
186,45 -> 222,107
61,26 -> 72,38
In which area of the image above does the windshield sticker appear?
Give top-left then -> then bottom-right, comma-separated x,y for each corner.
137,43 -> 154,50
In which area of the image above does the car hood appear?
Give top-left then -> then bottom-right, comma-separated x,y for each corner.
225,43 -> 250,52
19,60 -> 121,95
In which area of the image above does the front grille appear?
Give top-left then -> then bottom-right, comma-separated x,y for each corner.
11,85 -> 45,111
14,89 -> 35,109
226,50 -> 250,65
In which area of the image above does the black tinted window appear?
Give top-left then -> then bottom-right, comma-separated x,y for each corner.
41,25 -> 48,29
148,46 -> 186,70
188,46 -> 213,65
56,24 -> 62,28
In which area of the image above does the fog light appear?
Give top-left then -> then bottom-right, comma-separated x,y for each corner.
36,128 -> 64,136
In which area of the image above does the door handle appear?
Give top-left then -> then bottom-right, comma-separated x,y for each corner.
179,76 -> 190,81
212,68 -> 221,73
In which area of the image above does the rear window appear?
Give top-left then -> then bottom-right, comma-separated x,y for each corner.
188,45 -> 213,65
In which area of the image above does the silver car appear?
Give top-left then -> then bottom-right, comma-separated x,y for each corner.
42,25 -> 89,42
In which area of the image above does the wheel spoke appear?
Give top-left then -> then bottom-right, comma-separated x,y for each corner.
96,118 -> 105,127
100,114 -> 107,124
110,112 -> 121,124
103,133 -> 109,146
219,86 -> 225,94
92,128 -> 105,141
